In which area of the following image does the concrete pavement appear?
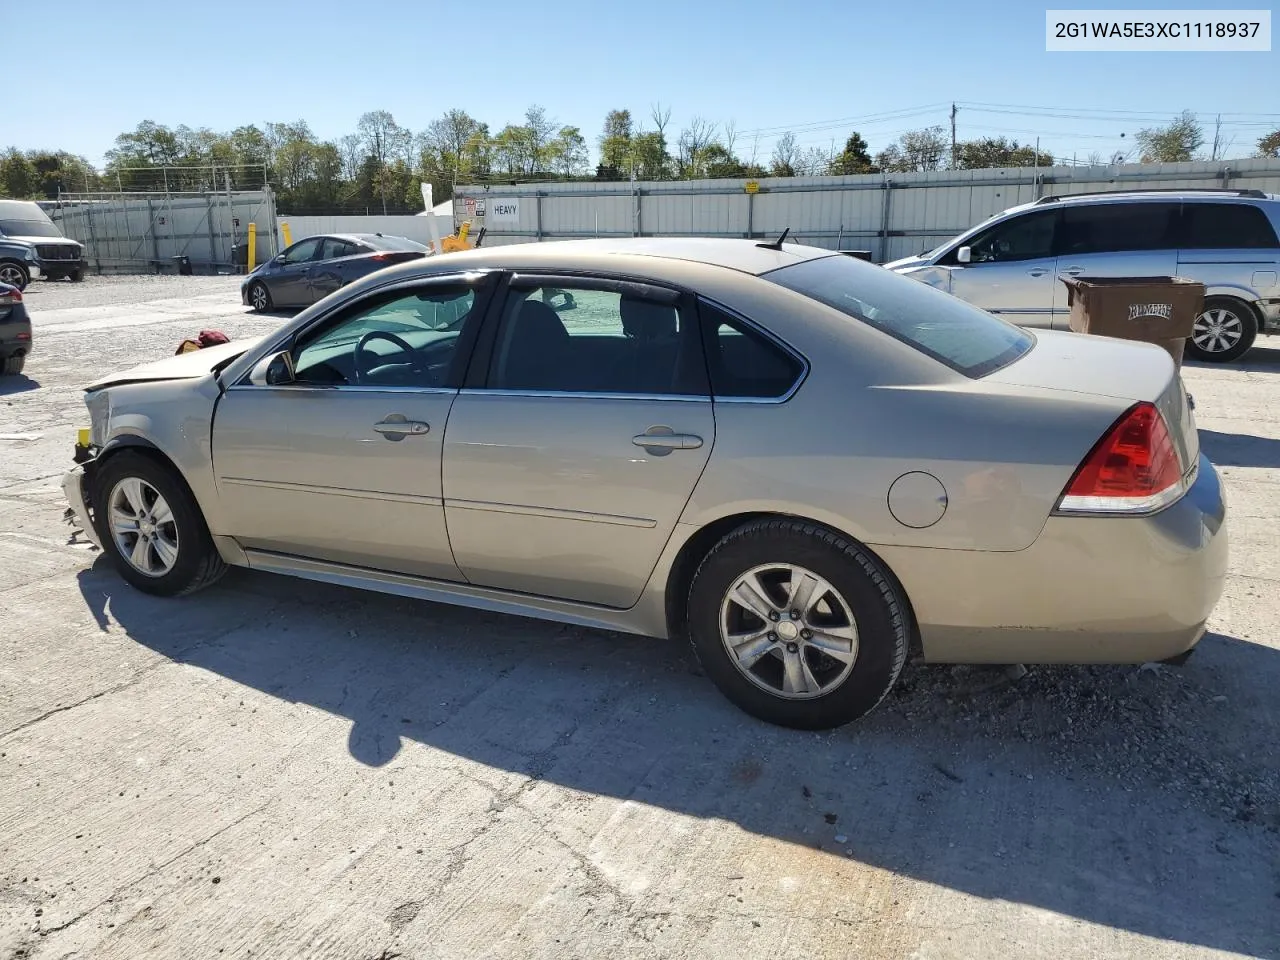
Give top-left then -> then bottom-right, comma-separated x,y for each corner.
1,277 -> 1277,959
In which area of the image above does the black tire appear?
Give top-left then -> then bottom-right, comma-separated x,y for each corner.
686,519 -> 909,730
68,269 -> 84,282
247,280 -> 272,312
1,355 -> 24,376
0,261 -> 29,290
1185,296 -> 1258,364
92,450 -> 227,597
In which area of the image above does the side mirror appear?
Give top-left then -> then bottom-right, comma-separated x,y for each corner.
248,350 -> 295,386
956,246 -> 972,264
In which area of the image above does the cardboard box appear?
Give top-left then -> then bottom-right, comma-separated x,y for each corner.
1059,276 -> 1204,370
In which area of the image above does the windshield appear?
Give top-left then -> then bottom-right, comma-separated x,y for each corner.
0,219 -> 63,239
765,255 -> 1034,378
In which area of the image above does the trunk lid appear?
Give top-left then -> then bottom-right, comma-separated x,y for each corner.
984,329 -> 1199,474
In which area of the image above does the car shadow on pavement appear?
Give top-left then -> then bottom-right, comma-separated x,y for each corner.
1199,429 -> 1280,468
77,563 -> 1280,957
0,374 -> 40,395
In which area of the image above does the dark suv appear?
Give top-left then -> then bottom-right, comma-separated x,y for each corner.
0,200 -> 86,288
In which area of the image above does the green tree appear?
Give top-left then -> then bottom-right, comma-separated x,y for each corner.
956,136 -> 1053,169
631,131 -> 670,180
1256,128 -> 1280,158
830,132 -> 873,175
0,149 -> 40,198
545,126 -> 588,178
1135,110 -> 1204,163
599,109 -> 634,171
699,143 -> 747,179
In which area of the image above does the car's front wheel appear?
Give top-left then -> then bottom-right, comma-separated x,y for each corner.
93,451 -> 227,597
1,356 -> 24,376
687,519 -> 909,729
1185,297 -> 1258,363
247,280 -> 272,312
0,261 -> 30,290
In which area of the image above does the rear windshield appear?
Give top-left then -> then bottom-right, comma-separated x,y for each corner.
765,255 -> 1034,378
365,235 -> 429,252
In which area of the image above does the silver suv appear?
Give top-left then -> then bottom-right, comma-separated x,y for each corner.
886,189 -> 1280,363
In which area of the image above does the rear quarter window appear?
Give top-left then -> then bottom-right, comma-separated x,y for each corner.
1180,203 -> 1280,249
765,255 -> 1034,378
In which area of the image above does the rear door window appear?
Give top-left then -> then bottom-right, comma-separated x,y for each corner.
765,255 -> 1034,378
486,282 -> 707,395
320,238 -> 356,259
1056,202 -> 1181,255
1179,203 -> 1280,249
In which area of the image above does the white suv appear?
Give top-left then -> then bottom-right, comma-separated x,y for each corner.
886,189 -> 1280,363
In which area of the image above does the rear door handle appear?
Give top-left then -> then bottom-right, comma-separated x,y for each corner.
1060,266 -> 1084,277
373,417 -> 430,441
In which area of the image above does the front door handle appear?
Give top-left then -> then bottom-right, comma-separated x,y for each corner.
373,416 -> 430,441
1027,268 -> 1049,278
632,426 -> 703,456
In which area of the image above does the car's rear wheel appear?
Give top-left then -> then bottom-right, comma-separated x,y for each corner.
247,280 -> 271,312
1,356 -> 24,376
0,261 -> 29,290
687,519 -> 909,729
93,451 -> 227,597
1185,297 -> 1257,363
68,269 -> 84,282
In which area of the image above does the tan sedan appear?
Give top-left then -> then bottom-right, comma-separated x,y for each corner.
62,238 -> 1227,729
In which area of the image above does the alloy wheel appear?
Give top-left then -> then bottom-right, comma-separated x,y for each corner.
108,477 -> 180,577
0,264 -> 26,287
1192,307 -> 1243,354
250,284 -> 269,310
718,563 -> 859,700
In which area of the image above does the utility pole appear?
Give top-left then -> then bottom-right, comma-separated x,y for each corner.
950,103 -> 958,169
1211,114 -> 1223,161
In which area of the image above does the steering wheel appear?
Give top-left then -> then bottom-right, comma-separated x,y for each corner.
353,330 -> 425,385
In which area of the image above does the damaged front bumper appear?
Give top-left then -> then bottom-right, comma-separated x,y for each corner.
62,432 -> 102,548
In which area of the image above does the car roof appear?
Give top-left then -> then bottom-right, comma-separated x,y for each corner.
408,237 -> 838,277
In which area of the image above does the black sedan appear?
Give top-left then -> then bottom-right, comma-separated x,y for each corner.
0,282 -> 32,376
241,233 -> 431,311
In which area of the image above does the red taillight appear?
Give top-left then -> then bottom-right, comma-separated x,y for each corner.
1057,402 -> 1185,515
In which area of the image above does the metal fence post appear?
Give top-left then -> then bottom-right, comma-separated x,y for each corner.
204,193 -> 218,268
879,179 -> 892,263
85,205 -> 100,275
535,192 -> 543,241
747,190 -> 754,239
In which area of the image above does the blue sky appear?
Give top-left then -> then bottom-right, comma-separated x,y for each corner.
9,0 -> 1278,168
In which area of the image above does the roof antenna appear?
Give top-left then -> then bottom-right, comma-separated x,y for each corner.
756,227 -> 790,251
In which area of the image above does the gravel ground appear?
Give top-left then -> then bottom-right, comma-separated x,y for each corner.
1,275 -> 1278,960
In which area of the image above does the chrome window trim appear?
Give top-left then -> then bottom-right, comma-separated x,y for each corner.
230,270 -> 496,388
696,295 -> 810,404
226,384 -> 458,396
458,388 -> 712,403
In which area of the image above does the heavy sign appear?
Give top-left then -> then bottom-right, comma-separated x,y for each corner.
488,199 -> 521,223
